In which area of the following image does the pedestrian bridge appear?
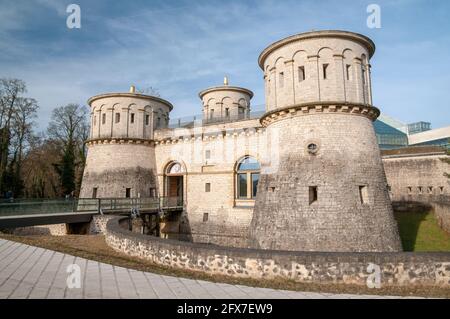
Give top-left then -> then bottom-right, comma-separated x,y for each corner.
0,197 -> 183,229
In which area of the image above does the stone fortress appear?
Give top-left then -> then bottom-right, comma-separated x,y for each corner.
80,30 -> 448,252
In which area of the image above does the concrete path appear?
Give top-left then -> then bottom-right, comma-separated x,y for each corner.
0,238 -> 415,299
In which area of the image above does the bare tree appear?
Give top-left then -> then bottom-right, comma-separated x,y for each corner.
136,86 -> 161,97
47,103 -> 89,197
0,79 -> 26,194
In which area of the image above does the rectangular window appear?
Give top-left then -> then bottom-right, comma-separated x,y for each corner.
205,183 -> 211,192
418,186 -> 423,194
323,64 -> 329,79
157,117 -> 161,128
130,113 -> 135,124
279,72 -> 284,88
115,113 -> 120,123
203,213 -> 209,222
145,114 -> 150,125
94,115 -> 96,126
238,173 -> 247,198
346,64 -> 351,80
298,66 -> 305,82
210,109 -> 214,119
125,188 -> 131,198
428,186 -> 433,194
440,186 -> 444,195
92,188 -> 98,199
149,187 -> 156,198
252,173 -> 259,197
225,108 -> 230,118
309,186 -> 318,205
362,68 -> 366,84
102,113 -> 106,125
359,185 -> 368,204
205,150 -> 211,160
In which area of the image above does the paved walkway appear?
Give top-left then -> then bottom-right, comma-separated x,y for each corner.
0,238 -> 414,299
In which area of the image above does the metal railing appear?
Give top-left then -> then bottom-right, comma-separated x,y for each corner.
0,197 -> 184,217
168,105 -> 266,129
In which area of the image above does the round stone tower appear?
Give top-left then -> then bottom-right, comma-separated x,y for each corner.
199,77 -> 253,122
249,30 -> 402,252
79,86 -> 173,199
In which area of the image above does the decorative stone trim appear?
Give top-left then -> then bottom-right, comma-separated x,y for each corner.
198,86 -> 254,99
258,30 -> 376,68
87,93 -> 174,111
105,217 -> 450,288
154,127 -> 265,145
259,102 -> 380,127
85,137 -> 155,147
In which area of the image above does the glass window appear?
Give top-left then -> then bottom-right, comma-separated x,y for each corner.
238,157 -> 260,171
167,162 -> 183,174
252,173 -> 259,197
235,156 -> 260,200
238,173 -> 248,198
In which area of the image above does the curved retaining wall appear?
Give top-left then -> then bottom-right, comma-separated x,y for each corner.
105,217 -> 450,288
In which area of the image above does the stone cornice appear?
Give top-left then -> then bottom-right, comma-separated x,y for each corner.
154,127 -> 265,145
87,93 -> 174,111
85,137 -> 155,147
258,30 -> 376,69
198,86 -> 254,99
259,102 -> 380,127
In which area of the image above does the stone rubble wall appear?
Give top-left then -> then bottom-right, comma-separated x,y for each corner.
105,217 -> 450,288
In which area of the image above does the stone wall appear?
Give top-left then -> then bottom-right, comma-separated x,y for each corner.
105,217 -> 450,288
154,118 -> 268,247
383,149 -> 450,233
4,223 -> 67,236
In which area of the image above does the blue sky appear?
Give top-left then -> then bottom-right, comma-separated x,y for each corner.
1,0 -> 450,130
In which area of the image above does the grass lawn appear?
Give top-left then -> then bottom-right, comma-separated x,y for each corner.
394,210 -> 450,252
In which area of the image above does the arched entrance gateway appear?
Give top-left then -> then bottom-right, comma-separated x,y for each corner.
164,161 -> 185,206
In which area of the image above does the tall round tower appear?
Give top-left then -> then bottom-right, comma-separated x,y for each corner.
249,30 -> 402,252
79,86 -> 173,199
199,77 -> 253,122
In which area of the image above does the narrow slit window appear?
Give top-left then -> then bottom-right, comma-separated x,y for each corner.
323,64 -> 329,79
407,187 -> 412,194
130,113 -> 135,124
359,185 -> 368,204
203,213 -> 209,222
157,117 -> 161,128
210,109 -> 214,119
145,114 -> 150,125
346,64 -> 351,80
149,188 -> 156,198
279,72 -> 284,88
309,186 -> 318,205
298,66 -> 305,82
225,108 -> 230,118
102,113 -> 106,125
439,186 -> 444,195
115,113 -> 120,123
205,183 -> 211,192
362,68 -> 366,84
125,188 -> 131,198
92,188 -> 98,199
93,115 -> 96,126
428,186 -> 433,194
418,186 -> 423,194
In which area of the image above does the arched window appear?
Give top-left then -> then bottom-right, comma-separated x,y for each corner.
235,156 -> 260,199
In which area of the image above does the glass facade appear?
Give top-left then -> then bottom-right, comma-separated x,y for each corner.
374,119 -> 408,150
